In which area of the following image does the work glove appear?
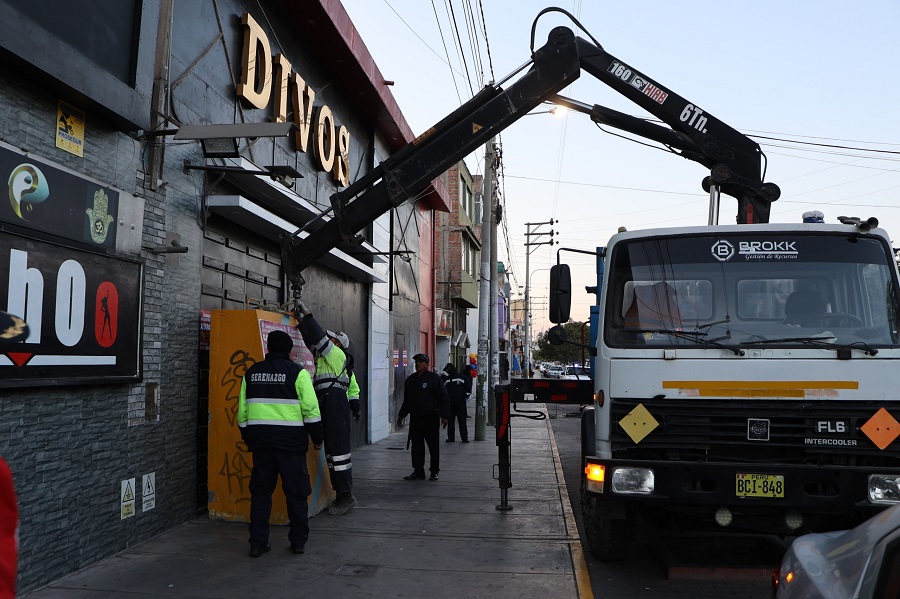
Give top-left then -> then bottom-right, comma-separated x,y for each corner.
353,411 -> 361,423
294,301 -> 311,321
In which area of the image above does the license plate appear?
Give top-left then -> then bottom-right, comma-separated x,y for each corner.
736,473 -> 784,498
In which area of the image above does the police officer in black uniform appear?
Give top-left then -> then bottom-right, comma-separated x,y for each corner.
442,363 -> 469,443
397,353 -> 449,481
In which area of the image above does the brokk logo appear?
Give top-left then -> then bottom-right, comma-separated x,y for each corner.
710,239 -> 734,262
739,241 -> 797,253
738,241 -> 799,261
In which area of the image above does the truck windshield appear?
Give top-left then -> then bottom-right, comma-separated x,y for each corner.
605,232 -> 900,349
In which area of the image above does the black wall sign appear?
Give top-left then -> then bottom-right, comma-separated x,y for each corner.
1,145 -> 119,249
0,231 -> 142,387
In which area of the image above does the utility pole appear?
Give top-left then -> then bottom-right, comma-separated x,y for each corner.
523,220 -> 558,378
475,138 -> 496,441
488,144 -> 499,426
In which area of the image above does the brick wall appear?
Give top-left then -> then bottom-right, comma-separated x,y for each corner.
0,72 -> 199,593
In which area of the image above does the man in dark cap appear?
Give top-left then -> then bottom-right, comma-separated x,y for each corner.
397,353 -> 449,481
238,329 -> 323,557
441,363 -> 469,443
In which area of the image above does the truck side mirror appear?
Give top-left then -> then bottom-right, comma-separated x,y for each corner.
549,264 -> 571,323
547,324 -> 568,346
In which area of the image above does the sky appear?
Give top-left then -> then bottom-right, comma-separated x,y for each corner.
341,0 -> 900,334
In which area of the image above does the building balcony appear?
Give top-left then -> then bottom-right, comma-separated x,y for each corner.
452,271 -> 479,308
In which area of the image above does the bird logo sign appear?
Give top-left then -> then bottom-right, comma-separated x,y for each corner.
8,163 -> 50,221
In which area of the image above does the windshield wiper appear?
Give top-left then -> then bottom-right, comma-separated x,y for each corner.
623,329 -> 745,356
742,335 -> 879,356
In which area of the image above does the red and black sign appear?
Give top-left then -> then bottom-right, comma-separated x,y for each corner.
0,231 -> 142,387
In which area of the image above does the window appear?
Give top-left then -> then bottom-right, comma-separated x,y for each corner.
460,174 -> 475,223
462,239 -> 478,277
606,233 -> 900,348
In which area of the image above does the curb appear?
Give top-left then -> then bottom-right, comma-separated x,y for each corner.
547,414 -> 594,599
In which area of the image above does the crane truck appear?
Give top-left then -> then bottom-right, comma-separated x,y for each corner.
283,8 -> 900,561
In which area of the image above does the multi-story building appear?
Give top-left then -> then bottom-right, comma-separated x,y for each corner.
0,0 -> 448,592
435,162 -> 481,370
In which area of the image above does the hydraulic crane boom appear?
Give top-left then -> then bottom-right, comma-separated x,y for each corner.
282,23 -> 779,286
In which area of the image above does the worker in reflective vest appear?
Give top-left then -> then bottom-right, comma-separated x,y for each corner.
295,303 -> 358,516
238,330 -> 323,557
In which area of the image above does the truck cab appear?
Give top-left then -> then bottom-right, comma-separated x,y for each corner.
569,222 -> 900,560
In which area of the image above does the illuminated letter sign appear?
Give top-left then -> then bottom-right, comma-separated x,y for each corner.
237,12 -> 351,187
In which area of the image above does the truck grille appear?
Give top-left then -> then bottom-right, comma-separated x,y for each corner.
610,398 -> 900,467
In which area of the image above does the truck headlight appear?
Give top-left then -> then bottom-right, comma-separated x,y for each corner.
612,467 -> 654,495
868,474 -> 900,503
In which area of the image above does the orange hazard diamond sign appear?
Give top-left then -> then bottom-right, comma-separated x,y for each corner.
861,408 -> 900,450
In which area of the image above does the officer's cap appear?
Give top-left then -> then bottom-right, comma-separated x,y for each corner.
267,330 -> 293,354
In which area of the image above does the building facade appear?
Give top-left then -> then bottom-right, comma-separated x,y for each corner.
0,0 -> 448,592
435,162 -> 481,371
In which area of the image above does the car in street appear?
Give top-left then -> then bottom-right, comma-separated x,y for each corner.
772,503 -> 900,598
547,365 -> 565,378
563,365 -> 588,380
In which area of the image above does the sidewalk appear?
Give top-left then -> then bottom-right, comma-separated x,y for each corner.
22,407 -> 591,599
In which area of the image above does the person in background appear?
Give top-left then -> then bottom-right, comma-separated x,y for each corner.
462,364 -> 474,419
238,330 -> 323,558
397,353 -> 449,481
294,303 -> 358,516
0,458 -> 17,599
0,310 -> 26,597
442,363 -> 469,443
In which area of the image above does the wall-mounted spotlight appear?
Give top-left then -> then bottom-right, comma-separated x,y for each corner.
182,161 -> 302,189
144,239 -> 188,254
173,122 -> 296,159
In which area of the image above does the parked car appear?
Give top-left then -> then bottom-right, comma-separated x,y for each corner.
564,365 -> 588,380
773,503 -> 900,598
547,365 -> 565,378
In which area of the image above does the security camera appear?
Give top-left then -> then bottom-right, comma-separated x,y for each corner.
274,174 -> 295,188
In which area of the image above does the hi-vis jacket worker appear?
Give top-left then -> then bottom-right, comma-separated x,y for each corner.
330,329 -> 361,423
294,302 -> 358,516
237,330 -> 323,557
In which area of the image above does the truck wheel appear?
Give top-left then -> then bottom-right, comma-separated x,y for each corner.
583,497 -> 631,561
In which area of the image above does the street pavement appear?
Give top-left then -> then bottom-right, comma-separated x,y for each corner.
548,402 -> 781,598
20,402 -> 591,599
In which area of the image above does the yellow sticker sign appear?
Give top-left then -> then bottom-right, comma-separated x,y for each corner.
619,403 -> 659,444
56,100 -> 85,157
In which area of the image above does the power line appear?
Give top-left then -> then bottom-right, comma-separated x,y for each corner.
476,0 -> 495,80
444,0 -> 476,97
428,0 -> 464,104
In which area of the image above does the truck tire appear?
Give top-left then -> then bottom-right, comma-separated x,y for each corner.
583,496 -> 632,561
